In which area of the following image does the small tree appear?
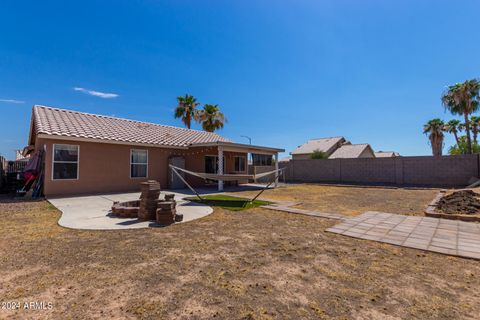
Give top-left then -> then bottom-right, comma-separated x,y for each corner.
310,149 -> 328,159
448,136 -> 480,155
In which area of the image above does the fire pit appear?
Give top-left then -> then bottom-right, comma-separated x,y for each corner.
111,200 -> 140,218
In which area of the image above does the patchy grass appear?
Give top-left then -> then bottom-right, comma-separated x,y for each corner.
185,194 -> 271,211
1,186 -> 479,319
230,184 -> 439,216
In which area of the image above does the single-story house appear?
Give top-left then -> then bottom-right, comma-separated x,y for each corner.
27,105 -> 284,197
374,151 -> 400,158
329,144 -> 375,159
291,136 -> 348,160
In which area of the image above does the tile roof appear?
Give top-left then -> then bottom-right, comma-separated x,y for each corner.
31,105 -> 230,148
329,144 -> 373,159
291,137 -> 345,155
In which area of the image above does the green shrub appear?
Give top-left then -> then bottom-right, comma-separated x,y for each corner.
448,136 -> 480,154
310,149 -> 328,159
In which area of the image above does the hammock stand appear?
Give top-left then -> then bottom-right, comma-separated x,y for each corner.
169,164 -> 284,203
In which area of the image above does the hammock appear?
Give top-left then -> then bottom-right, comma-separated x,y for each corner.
169,164 -> 284,202
169,165 -> 281,182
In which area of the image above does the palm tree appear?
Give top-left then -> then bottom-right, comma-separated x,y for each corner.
443,119 -> 462,146
174,94 -> 199,129
441,79 -> 480,154
423,119 -> 445,156
195,104 -> 226,132
471,116 -> 480,144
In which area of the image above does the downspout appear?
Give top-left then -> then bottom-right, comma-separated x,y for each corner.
274,153 -> 279,187
218,146 -> 224,191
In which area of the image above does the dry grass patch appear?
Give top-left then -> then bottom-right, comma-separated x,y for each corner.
231,184 -> 439,216
1,190 -> 479,319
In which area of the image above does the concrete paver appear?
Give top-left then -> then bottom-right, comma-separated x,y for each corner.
326,211 -> 480,260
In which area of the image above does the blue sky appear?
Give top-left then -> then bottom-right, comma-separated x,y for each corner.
1,0 -> 479,159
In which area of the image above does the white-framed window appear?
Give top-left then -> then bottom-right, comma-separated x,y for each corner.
52,144 -> 79,180
130,149 -> 148,178
234,156 -> 246,172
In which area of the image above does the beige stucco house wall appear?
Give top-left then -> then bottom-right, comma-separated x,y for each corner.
36,138 -> 247,197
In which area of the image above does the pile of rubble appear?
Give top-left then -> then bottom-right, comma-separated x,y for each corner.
138,180 -> 161,220
157,193 -> 178,226
436,190 -> 480,215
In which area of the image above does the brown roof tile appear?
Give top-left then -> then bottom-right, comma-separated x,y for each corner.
32,105 -> 230,147
329,144 -> 374,159
291,137 -> 346,155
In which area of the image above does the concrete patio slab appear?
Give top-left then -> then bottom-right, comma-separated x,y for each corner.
49,189 -> 213,230
326,211 -> 480,260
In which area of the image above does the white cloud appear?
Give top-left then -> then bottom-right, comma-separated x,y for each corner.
73,87 -> 119,99
0,99 -> 24,104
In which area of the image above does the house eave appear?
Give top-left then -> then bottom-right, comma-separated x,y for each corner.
35,133 -> 190,150
190,141 -> 284,154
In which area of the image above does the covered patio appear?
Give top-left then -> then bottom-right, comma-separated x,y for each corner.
188,141 -> 285,191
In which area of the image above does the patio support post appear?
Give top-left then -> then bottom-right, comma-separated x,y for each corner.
218,146 -> 224,191
275,153 -> 279,187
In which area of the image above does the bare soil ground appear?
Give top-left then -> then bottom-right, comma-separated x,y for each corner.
233,184 -> 439,216
1,186 -> 480,320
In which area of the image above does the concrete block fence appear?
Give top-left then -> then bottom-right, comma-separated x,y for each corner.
249,165 -> 276,183
279,154 -> 480,187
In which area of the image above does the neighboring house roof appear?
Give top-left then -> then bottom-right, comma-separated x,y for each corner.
30,105 -> 230,148
374,151 -> 400,158
291,137 -> 346,155
279,156 -> 292,162
329,144 -> 374,159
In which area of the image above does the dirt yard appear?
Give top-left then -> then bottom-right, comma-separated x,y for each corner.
1,186 -> 480,319
232,184 -> 439,216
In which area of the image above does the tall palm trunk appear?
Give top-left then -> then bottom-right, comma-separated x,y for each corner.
453,130 -> 460,146
464,112 -> 473,154
430,136 -> 443,156
428,132 -> 443,156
